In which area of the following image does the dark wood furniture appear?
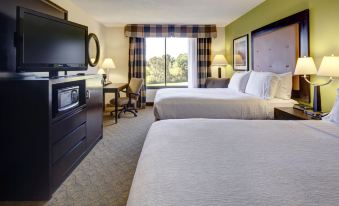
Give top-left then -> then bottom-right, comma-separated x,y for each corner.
103,83 -> 128,123
0,74 -> 103,200
274,107 -> 315,120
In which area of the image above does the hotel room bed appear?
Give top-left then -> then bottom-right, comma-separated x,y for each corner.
127,119 -> 339,206
154,88 -> 297,120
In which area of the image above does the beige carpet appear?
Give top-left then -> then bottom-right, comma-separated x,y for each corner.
0,107 -> 155,206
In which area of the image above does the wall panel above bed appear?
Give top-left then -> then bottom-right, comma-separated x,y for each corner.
251,10 -> 310,103
252,24 -> 299,74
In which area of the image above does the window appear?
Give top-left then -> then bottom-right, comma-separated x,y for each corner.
146,38 -> 189,88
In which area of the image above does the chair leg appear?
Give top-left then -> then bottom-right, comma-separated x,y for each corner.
118,109 -> 124,118
129,110 -> 137,117
117,104 -> 139,118
124,108 -> 137,117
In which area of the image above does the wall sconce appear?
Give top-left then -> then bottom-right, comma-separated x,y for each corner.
295,55 -> 339,112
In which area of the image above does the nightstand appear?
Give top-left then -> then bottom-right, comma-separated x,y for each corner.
274,107 -> 317,120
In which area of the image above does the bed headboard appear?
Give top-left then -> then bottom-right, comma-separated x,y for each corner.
252,24 -> 299,74
251,10 -> 310,103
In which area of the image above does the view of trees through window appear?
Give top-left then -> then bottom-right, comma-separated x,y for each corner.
146,38 -> 189,87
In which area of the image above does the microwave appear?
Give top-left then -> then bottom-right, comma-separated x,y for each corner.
57,86 -> 79,112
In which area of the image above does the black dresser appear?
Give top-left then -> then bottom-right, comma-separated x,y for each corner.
0,74 -> 103,200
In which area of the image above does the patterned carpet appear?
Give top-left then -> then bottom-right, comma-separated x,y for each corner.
0,107 -> 155,206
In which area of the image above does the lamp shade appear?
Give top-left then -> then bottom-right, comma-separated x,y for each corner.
102,58 -> 116,69
97,68 -> 106,75
212,54 -> 228,66
318,55 -> 339,77
294,56 -> 317,75
234,54 -> 244,66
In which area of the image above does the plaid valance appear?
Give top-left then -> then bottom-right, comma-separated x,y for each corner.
124,24 -> 217,38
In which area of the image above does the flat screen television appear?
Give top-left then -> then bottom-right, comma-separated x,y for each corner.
16,7 -> 88,76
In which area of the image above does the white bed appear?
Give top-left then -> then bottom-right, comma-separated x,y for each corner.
127,119 -> 339,206
154,88 -> 297,120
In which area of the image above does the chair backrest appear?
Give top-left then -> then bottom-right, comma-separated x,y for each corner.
128,78 -> 143,99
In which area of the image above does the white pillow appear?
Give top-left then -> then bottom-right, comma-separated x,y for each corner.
228,71 -> 251,92
275,72 -> 293,99
322,88 -> 339,124
245,71 -> 279,99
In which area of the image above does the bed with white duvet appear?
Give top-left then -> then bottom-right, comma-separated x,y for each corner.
154,88 -> 297,120
154,71 -> 298,120
127,119 -> 339,206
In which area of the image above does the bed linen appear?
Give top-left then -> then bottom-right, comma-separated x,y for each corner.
154,88 -> 297,120
127,119 -> 339,206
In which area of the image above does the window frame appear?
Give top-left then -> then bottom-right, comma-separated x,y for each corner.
146,38 -> 189,89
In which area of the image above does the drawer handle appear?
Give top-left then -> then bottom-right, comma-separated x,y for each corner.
86,90 -> 91,99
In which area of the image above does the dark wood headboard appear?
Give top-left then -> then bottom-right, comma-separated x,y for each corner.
251,10 -> 310,103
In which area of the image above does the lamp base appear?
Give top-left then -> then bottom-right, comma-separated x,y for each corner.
218,67 -> 221,78
304,109 -> 323,120
104,80 -> 112,86
313,85 -> 322,112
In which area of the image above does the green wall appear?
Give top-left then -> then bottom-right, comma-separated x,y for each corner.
225,0 -> 339,112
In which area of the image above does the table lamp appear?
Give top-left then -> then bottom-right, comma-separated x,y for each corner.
97,68 -> 107,83
295,55 -> 339,112
102,58 -> 116,84
212,54 -> 228,78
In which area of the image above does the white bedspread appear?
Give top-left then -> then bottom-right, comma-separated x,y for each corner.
128,119 -> 339,206
154,88 -> 297,120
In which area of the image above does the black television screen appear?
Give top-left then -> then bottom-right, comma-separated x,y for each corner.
16,7 -> 88,72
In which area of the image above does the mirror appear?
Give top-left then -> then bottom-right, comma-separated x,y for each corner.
87,33 -> 100,67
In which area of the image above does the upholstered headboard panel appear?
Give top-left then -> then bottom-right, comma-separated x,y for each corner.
252,24 -> 299,74
250,10 -> 310,103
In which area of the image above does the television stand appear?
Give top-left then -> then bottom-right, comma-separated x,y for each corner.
0,74 -> 103,200
49,70 -> 59,78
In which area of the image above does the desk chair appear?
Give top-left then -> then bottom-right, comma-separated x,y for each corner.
110,78 -> 143,118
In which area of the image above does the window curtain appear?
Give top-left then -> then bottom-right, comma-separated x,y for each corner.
197,38 -> 212,88
128,37 -> 146,108
188,38 -> 198,88
125,24 -> 216,89
125,24 -> 217,38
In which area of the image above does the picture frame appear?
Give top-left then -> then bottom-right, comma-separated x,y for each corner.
233,34 -> 249,71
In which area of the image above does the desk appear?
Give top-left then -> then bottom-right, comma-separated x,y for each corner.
103,83 -> 128,123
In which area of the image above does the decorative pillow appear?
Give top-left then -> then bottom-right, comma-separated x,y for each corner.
228,71 -> 251,92
275,72 -> 293,99
245,71 -> 279,99
322,88 -> 339,124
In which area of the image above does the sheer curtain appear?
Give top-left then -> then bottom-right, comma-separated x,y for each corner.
188,38 -> 198,88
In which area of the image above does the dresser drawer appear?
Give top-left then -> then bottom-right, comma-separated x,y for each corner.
51,109 -> 86,144
52,138 -> 87,189
52,123 -> 86,163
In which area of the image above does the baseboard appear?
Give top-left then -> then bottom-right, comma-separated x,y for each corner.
146,102 -> 154,106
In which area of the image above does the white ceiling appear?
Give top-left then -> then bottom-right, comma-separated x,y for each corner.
70,0 -> 265,27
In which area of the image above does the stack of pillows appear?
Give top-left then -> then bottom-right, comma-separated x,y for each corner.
228,71 -> 339,124
228,71 -> 293,100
